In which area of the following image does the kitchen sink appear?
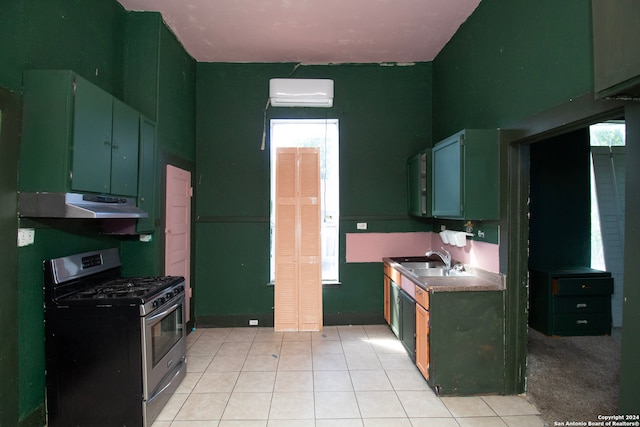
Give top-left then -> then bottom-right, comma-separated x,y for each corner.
400,261 -> 445,269
406,267 -> 475,278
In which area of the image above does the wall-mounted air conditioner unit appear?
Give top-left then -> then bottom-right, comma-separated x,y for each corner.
269,78 -> 334,108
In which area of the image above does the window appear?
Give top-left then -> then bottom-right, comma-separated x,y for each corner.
589,121 -> 625,270
270,119 -> 340,283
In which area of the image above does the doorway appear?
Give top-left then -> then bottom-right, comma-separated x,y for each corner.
165,165 -> 192,321
525,123 -> 623,422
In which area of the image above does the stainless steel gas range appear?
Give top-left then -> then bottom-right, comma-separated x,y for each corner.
43,248 -> 187,427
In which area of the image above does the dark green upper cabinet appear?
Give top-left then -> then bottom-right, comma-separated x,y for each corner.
20,70 -> 140,197
407,150 -> 431,217
592,0 -> 640,99
431,129 -> 499,220
136,116 -> 157,233
71,76 -> 113,194
110,99 -> 139,197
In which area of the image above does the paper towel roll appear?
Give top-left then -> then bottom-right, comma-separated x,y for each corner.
453,231 -> 467,247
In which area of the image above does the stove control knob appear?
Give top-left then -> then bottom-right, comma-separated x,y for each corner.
152,299 -> 160,308
166,292 -> 173,300
158,297 -> 165,305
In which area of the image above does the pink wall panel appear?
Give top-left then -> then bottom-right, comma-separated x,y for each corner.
429,232 -> 500,273
345,231 -> 500,273
345,232 -> 431,263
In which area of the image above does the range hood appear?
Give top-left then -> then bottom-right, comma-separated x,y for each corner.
18,192 -> 148,219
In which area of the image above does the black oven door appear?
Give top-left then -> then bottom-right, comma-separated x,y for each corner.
142,294 -> 187,425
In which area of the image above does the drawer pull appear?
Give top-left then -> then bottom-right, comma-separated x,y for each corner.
581,284 -> 591,289
576,303 -> 588,309
577,319 -> 589,325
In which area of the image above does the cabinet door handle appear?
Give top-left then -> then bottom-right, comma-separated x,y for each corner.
577,319 -> 588,325
576,303 -> 587,309
581,284 -> 591,289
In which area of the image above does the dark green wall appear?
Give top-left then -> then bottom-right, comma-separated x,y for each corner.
0,2 -> 196,425
0,87 -> 21,427
433,0 -> 593,141
435,0 -> 639,408
0,1 -> 129,423
120,11 -> 197,280
528,128 -> 591,268
619,105 -> 640,413
194,62 -> 432,325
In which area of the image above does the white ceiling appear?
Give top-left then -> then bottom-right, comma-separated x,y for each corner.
117,0 -> 481,64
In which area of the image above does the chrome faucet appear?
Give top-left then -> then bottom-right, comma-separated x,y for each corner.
426,247 -> 451,270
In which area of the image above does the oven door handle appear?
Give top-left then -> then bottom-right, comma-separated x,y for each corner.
146,301 -> 181,323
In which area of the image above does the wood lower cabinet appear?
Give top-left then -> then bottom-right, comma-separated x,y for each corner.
384,262 -> 402,336
529,267 -> 613,336
415,303 -> 429,380
383,274 -> 391,324
383,262 -> 504,395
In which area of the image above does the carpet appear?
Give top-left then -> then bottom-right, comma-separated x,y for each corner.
525,327 -> 621,426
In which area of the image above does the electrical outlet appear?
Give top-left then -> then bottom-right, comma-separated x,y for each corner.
17,228 -> 35,247
440,225 -> 446,231
249,319 -> 259,326
357,222 -> 367,230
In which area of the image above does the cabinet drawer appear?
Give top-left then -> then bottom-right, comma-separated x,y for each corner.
384,263 -> 402,284
553,313 -> 611,335
553,295 -> 610,314
414,286 -> 429,310
552,277 -> 613,296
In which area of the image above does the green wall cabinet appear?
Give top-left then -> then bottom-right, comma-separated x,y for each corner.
20,70 -> 139,197
135,116 -> 157,233
109,99 -> 139,196
407,150 -> 431,217
431,129 -> 499,220
592,0 -> 640,99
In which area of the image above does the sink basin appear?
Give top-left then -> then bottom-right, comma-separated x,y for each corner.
408,267 -> 475,278
413,268 -> 448,277
401,261 -> 445,269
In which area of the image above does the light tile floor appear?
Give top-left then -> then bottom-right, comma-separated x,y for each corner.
152,325 -> 544,427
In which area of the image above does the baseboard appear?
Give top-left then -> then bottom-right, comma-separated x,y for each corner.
194,312 -> 384,328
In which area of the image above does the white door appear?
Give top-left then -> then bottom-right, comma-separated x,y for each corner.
165,165 -> 192,321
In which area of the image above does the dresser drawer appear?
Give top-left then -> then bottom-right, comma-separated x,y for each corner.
553,295 -> 610,314
552,277 -> 613,296
552,313 -> 611,335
